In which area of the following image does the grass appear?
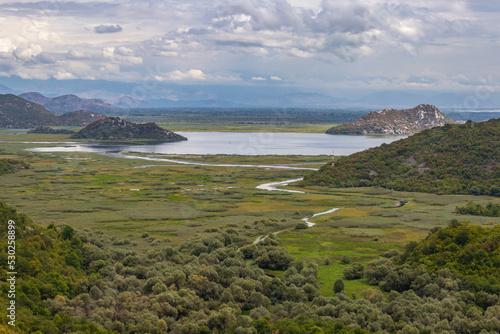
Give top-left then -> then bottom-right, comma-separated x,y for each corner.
0,132 -> 498,294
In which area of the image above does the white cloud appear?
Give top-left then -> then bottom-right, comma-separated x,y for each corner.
270,76 -> 282,81
251,76 -> 266,81
54,71 -> 76,80
164,69 -> 207,81
102,46 -> 143,65
0,39 -> 14,53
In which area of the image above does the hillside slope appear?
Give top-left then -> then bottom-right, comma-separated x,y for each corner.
71,116 -> 187,141
303,118 -> 500,195
58,109 -> 107,126
326,104 -> 455,135
0,94 -> 61,128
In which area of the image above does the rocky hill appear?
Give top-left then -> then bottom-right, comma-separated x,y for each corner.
71,117 -> 187,141
58,109 -> 107,126
19,92 -> 120,114
303,118 -> 500,196
0,94 -> 60,127
326,104 -> 455,135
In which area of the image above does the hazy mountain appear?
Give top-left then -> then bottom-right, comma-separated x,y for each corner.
0,84 -> 16,94
109,96 -> 148,109
19,92 -> 120,114
326,104 -> 455,135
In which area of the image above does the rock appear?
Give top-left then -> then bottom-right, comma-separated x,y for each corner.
326,104 -> 455,135
70,117 -> 187,142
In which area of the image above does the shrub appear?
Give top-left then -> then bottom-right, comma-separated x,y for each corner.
343,262 -> 365,280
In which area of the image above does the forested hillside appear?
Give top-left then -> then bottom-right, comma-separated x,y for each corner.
303,118 -> 500,195
2,201 -> 500,333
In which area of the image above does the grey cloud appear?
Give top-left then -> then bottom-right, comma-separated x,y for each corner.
35,53 -> 56,64
94,24 -> 123,34
208,0 -> 474,61
66,50 -> 89,60
215,40 -> 264,48
466,0 -> 500,12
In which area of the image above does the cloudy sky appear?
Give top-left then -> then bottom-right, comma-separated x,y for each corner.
0,0 -> 499,104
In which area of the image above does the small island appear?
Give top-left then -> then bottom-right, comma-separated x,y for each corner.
70,117 -> 187,142
326,104 -> 455,135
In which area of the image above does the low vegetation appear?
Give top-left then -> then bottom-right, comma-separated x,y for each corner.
0,158 -> 29,175
2,201 -> 500,333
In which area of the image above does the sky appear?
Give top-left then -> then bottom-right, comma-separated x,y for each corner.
0,0 -> 499,106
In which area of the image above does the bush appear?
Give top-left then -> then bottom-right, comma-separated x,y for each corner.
295,222 -> 308,230
343,262 -> 365,280
340,254 -> 352,264
333,279 -> 344,293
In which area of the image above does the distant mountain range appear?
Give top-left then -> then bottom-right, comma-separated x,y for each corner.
0,94 -> 107,127
1,79 -> 500,114
19,92 -> 120,114
326,104 -> 455,135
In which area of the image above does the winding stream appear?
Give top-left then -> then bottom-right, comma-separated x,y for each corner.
255,177 -> 342,227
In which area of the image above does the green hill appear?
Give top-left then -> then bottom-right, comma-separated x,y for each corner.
303,118 -> 500,195
0,94 -> 60,128
71,116 -> 187,141
402,220 -> 500,294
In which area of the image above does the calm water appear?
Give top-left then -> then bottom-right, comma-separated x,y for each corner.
29,132 -> 407,156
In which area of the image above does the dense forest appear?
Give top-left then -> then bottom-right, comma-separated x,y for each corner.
302,118 -> 500,196
2,201 -> 500,333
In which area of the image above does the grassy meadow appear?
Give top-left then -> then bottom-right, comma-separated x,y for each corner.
1,130 -> 497,297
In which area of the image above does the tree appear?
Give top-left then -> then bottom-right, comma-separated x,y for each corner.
343,262 -> 364,280
61,225 -> 75,240
333,279 -> 344,293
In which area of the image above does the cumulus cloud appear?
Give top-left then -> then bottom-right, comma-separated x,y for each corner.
0,0 -> 497,94
199,0 -> 476,62
54,71 -> 76,80
94,24 -> 123,34
66,49 -> 91,60
163,69 -> 207,81
102,46 -> 143,65
35,52 -> 56,64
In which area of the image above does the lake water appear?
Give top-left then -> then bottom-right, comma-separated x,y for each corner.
29,132 -> 407,156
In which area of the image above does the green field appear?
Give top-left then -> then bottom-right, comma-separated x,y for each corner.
1,132 -> 497,297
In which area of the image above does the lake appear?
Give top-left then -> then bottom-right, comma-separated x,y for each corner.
29,132 -> 407,156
